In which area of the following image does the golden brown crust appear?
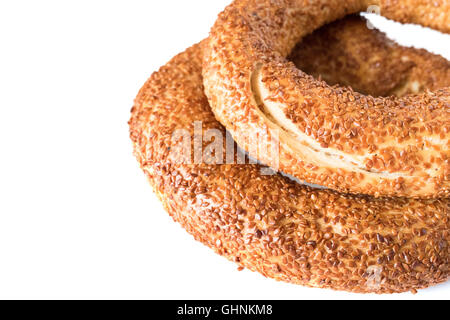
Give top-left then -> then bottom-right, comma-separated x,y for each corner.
290,15 -> 450,98
202,0 -> 449,198
130,24 -> 449,292
376,0 -> 450,34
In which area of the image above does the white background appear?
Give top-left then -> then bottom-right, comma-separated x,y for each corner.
0,0 -> 449,300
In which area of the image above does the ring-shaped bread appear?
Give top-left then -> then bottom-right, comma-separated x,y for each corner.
203,0 -> 450,198
130,18 -> 449,293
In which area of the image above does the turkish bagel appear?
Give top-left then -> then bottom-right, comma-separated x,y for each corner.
203,0 -> 450,198
130,17 -> 449,293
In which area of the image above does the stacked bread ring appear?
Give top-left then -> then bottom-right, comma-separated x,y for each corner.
130,3 -> 450,294
203,0 -> 449,198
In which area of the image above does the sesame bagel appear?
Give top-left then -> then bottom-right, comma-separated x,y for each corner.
130,20 -> 449,293
203,0 -> 450,198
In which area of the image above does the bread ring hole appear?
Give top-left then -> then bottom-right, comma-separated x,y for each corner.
287,15 -> 450,98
